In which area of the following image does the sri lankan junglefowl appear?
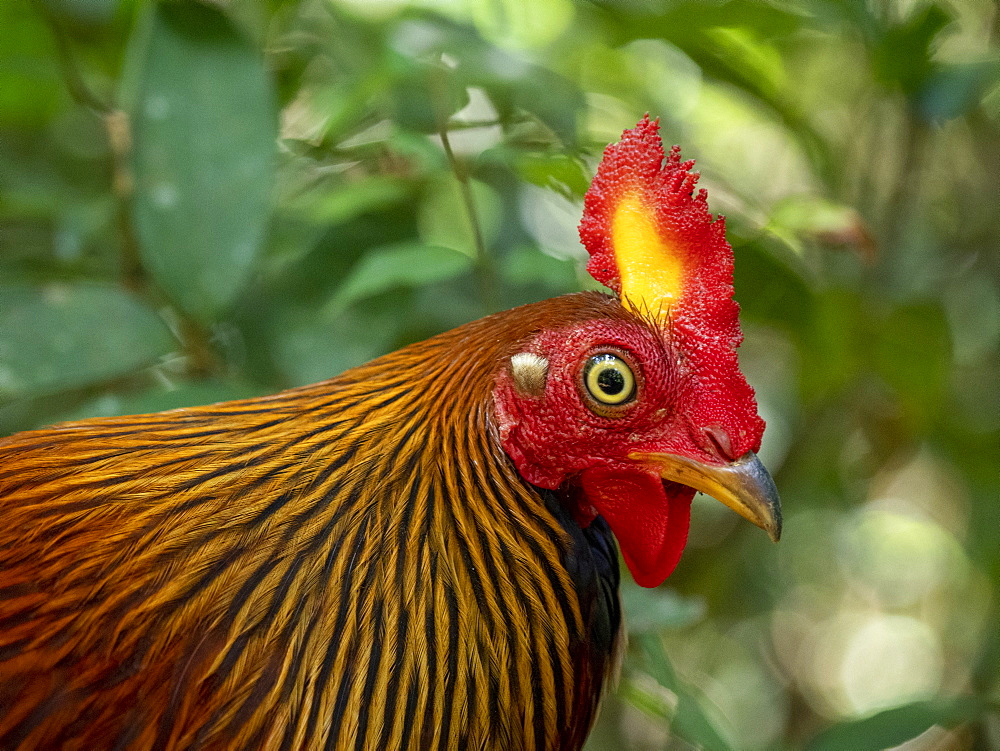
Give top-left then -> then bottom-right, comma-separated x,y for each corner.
0,116 -> 781,750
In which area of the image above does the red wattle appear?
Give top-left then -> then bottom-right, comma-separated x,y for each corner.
579,467 -> 694,588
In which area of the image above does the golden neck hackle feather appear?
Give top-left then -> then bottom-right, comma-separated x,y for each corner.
0,294 -> 623,750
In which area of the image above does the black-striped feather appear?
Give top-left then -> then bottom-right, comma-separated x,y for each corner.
0,292 -> 624,750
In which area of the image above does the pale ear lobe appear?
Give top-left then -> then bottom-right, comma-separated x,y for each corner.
509,353 -> 548,397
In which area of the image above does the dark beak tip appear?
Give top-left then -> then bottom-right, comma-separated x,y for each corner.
767,499 -> 783,543
739,451 -> 782,544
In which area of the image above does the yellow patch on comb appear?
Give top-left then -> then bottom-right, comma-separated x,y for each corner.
611,193 -> 686,319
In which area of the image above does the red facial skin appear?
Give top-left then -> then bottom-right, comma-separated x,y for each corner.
493,315 -> 764,587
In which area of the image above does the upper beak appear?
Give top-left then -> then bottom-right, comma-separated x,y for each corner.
628,450 -> 782,542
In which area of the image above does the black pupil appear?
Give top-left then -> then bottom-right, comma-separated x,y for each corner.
597,367 -> 625,395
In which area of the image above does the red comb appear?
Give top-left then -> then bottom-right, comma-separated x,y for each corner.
579,116 -> 762,456
579,114 -> 741,338
579,115 -> 736,327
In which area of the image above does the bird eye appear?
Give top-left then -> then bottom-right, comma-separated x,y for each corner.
583,354 -> 636,406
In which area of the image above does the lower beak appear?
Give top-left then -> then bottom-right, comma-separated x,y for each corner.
628,450 -> 782,542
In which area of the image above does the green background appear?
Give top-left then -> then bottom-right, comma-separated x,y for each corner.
1,0 -> 998,747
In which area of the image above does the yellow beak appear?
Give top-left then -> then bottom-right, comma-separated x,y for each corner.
628,450 -> 782,542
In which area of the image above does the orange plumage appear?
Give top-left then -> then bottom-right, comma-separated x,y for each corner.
0,120 -> 779,750
0,296 -> 624,749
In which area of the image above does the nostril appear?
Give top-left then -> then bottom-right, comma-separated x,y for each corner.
703,425 -> 736,462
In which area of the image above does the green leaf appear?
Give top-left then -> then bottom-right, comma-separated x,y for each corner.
469,0 -> 576,50
0,3 -> 64,128
0,284 -> 175,400
267,201 -> 421,308
918,61 -> 1000,123
389,56 -> 470,135
619,673 -> 679,724
731,236 -> 815,336
800,288 -> 864,403
418,176 -> 501,256
872,4 -> 951,95
67,381 -> 266,422
502,65 -> 585,146
325,242 -> 474,314
129,0 -> 276,322
271,298 -> 405,387
636,634 -> 736,751
598,0 -> 804,42
289,176 -> 412,227
40,0 -> 118,25
514,152 -> 590,197
498,245 -> 577,299
703,26 -> 786,100
620,580 -> 706,633
589,1 -> 831,179
871,303 -> 951,427
805,697 -> 984,751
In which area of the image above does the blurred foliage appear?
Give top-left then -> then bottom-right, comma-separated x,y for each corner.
1,0 -> 998,747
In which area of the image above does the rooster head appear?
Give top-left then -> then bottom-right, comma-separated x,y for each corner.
494,116 -> 780,588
